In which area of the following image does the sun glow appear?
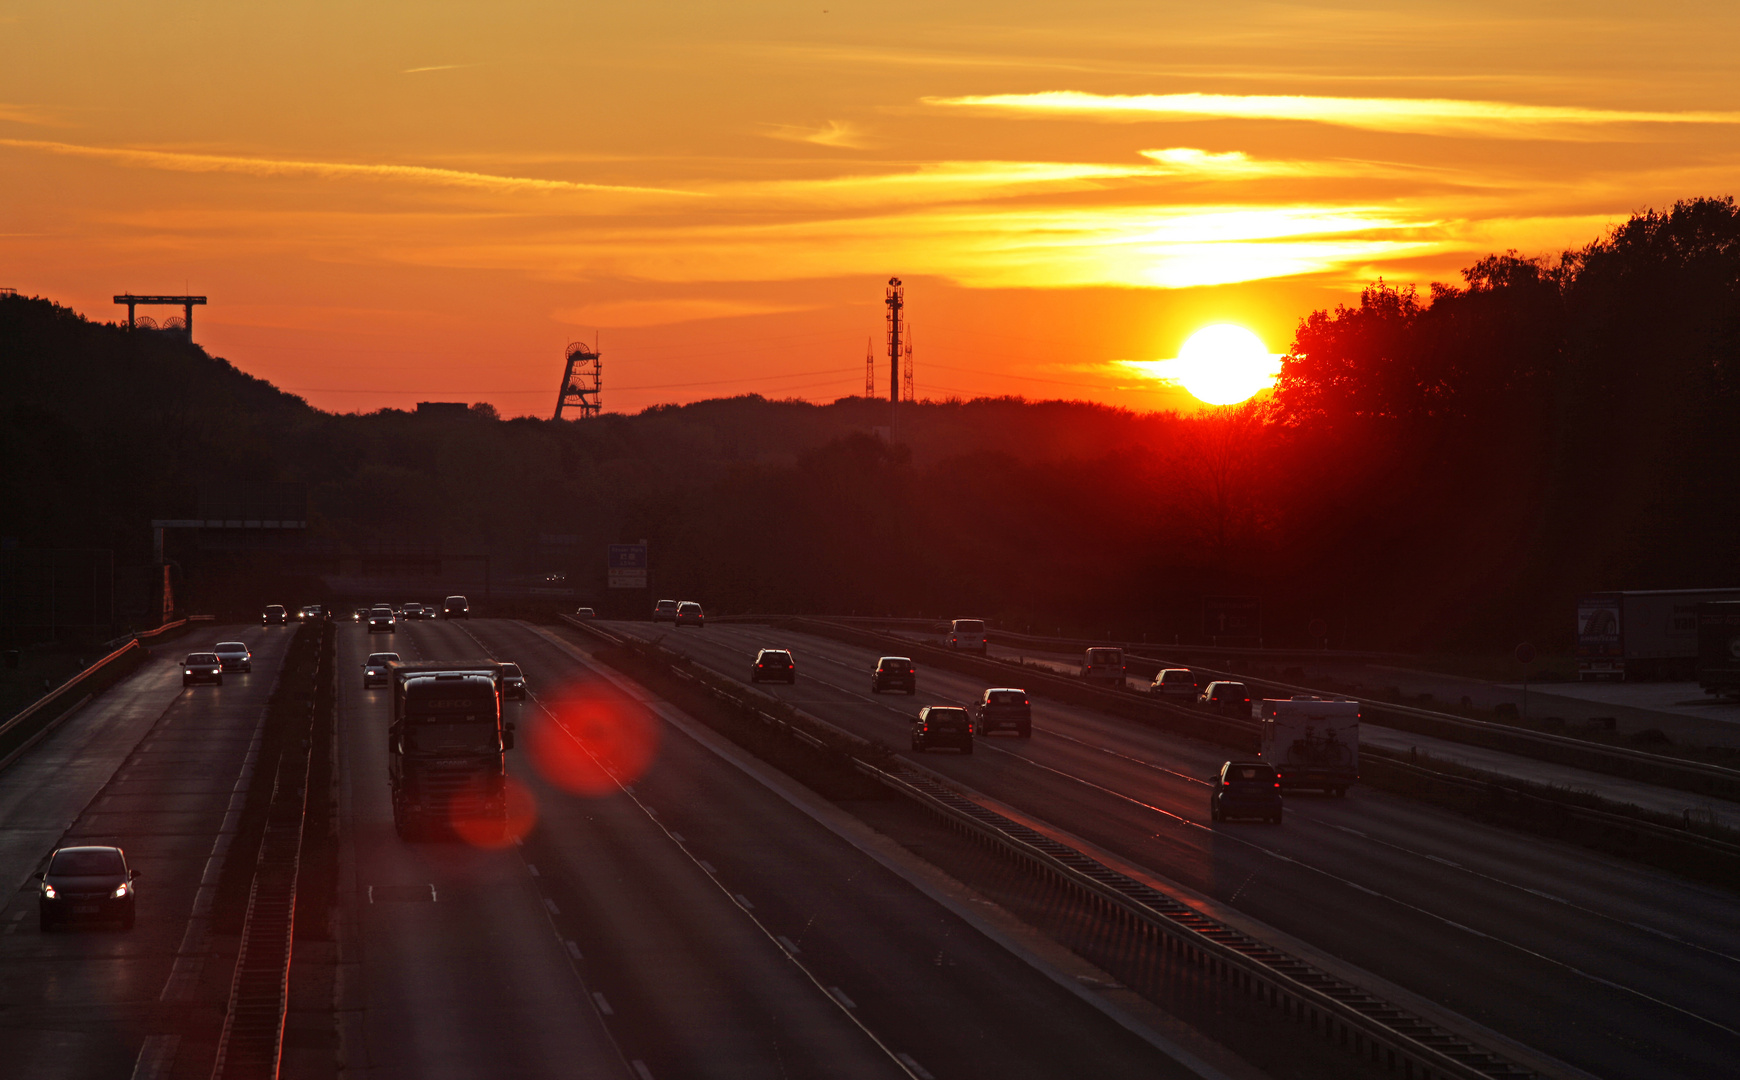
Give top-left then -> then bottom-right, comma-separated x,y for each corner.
1137,325 -> 1282,406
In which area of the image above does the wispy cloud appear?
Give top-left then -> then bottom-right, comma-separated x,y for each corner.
401,63 -> 480,75
927,91 -> 1740,138
0,104 -> 59,126
761,120 -> 875,149
554,298 -> 812,328
0,138 -> 695,196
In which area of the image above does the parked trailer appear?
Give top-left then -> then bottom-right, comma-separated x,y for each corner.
1259,697 -> 1359,795
1577,588 -> 1740,681
1697,602 -> 1740,699
385,660 -> 516,840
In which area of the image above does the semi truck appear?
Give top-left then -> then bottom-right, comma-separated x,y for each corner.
1697,602 -> 1740,699
1258,697 -> 1359,796
1576,588 -> 1740,681
385,660 -> 516,840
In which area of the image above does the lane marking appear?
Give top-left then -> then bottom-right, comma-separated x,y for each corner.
567,940 -> 583,960
698,860 -> 717,875
632,1062 -> 655,1080
896,1053 -> 935,1080
593,991 -> 614,1015
735,893 -> 755,909
128,1033 -> 180,1080
545,898 -> 561,915
828,986 -> 857,1009
527,863 -> 540,877
778,935 -> 801,955
668,831 -> 685,843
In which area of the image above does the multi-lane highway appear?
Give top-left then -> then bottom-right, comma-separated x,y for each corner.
0,623 -> 292,1080
334,616 -> 1230,1080
602,618 -> 1740,1080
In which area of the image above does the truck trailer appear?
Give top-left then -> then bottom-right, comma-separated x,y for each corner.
385,660 -> 516,840
1576,589 -> 1740,681
1697,602 -> 1740,699
1258,697 -> 1359,796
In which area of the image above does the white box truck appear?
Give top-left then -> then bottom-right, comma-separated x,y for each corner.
1259,697 -> 1359,796
1577,589 -> 1740,681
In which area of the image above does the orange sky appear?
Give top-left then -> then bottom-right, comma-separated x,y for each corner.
4,1 -> 1738,415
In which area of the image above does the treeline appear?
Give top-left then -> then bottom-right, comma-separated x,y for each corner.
2,197 -> 1735,650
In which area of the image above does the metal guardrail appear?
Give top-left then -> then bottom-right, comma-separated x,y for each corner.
0,639 -> 146,771
557,615 -> 1555,1080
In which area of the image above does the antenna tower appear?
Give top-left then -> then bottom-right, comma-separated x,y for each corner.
553,340 -> 603,420
865,336 -> 875,396
902,321 -> 913,401
884,277 -> 904,406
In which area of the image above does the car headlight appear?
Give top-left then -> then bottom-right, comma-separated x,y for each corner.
185,670 -> 193,675
42,884 -> 56,899
113,883 -> 130,898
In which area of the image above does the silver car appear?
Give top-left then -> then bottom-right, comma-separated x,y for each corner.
213,641 -> 252,673
183,653 -> 223,686
364,652 -> 400,688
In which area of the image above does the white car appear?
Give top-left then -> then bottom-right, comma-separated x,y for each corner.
364,652 -> 400,688
946,618 -> 988,653
213,642 -> 252,673
1149,668 -> 1198,701
675,601 -> 705,627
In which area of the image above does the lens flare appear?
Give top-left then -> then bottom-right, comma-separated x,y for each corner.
451,775 -> 538,849
529,690 -> 660,796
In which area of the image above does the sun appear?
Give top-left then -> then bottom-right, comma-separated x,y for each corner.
1170,325 -> 1282,405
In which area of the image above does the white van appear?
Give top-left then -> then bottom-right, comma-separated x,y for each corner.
946,618 -> 988,653
1081,647 -> 1125,688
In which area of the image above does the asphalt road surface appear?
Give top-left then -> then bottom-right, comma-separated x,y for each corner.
606,618 -> 1740,1080
336,617 -> 1219,1080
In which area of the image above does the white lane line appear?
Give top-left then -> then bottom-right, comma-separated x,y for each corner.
128,1033 -> 180,1080
632,1061 -> 655,1080
593,991 -> 614,1015
828,986 -> 857,1009
697,860 -> 717,875
668,831 -> 685,843
527,863 -> 540,877
567,940 -> 583,960
545,898 -> 560,915
777,935 -> 801,955
734,893 -> 755,909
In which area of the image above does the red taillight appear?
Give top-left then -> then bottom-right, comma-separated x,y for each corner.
1274,781 -> 1281,788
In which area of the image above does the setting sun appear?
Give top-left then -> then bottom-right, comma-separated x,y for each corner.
1146,324 -> 1282,405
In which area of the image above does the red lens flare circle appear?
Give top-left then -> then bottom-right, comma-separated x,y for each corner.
529,690 -> 659,796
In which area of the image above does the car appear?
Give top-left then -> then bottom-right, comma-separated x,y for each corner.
363,652 -> 400,688
400,603 -> 425,620
213,641 -> 252,673
443,595 -> 470,619
36,845 -> 138,931
1081,647 -> 1125,688
653,599 -> 679,622
1197,680 -> 1252,717
911,706 -> 973,754
574,607 -> 596,619
183,653 -> 223,686
299,604 -> 325,621
1150,668 -> 1198,701
946,618 -> 988,653
973,687 -> 1031,738
1209,760 -> 1283,823
500,662 -> 527,699
751,648 -> 796,684
262,605 -> 288,626
353,607 -> 369,622
367,606 -> 396,633
871,656 -> 916,695
675,601 -> 705,627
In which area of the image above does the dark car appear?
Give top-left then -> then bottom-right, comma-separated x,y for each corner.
213,641 -> 252,673
750,648 -> 796,684
363,652 -> 400,688
262,604 -> 288,626
183,652 -> 223,686
973,688 -> 1031,738
400,603 -> 426,620
653,599 -> 679,623
353,607 -> 369,622
1209,761 -> 1283,824
911,706 -> 973,754
871,656 -> 916,695
367,606 -> 395,633
443,595 -> 470,619
1197,680 -> 1251,717
37,845 -> 138,930
500,662 -> 528,699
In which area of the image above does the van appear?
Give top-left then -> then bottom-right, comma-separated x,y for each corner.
947,618 -> 988,653
1081,647 -> 1125,688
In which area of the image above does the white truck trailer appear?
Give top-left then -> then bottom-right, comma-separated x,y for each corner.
1577,588 -> 1740,681
1258,697 -> 1359,796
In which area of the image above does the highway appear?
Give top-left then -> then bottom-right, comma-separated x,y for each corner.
335,617 -> 1224,1080
603,618 -> 1740,1080
0,623 -> 292,1080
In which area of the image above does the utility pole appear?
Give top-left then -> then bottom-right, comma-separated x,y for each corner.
885,277 -> 903,438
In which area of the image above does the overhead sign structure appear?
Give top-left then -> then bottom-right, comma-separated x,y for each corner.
1203,596 -> 1261,639
607,543 -> 648,589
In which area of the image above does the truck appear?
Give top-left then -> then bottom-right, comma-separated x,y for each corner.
1577,589 -> 1740,681
1258,697 -> 1358,796
385,660 -> 516,840
1696,602 -> 1740,699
